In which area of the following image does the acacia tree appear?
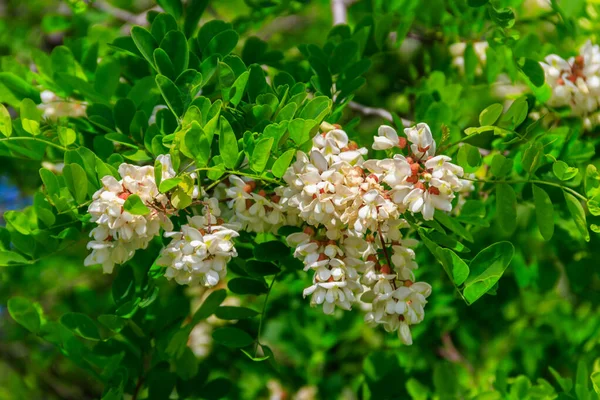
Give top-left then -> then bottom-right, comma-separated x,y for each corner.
1,0 -> 600,399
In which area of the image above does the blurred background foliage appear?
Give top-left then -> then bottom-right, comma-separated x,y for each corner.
1,0 -> 600,399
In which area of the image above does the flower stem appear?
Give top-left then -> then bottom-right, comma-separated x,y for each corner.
254,272 -> 279,357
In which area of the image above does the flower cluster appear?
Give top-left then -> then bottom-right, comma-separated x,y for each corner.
541,41 -> 600,127
279,122 -> 463,343
84,155 -> 175,273
157,198 -> 240,287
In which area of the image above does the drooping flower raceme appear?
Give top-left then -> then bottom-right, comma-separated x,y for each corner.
157,199 -> 240,287
541,41 -> 600,127
84,156 -> 176,274
278,122 -> 466,343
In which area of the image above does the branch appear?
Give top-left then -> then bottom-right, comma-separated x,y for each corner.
348,101 -> 413,128
93,0 -> 160,33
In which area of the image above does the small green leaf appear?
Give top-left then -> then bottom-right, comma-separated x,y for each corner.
519,58 -> 545,87
8,297 -> 42,334
61,312 -> 102,341
98,315 -> 127,333
521,142 -> 543,174
490,154 -> 513,178
58,126 -> 76,146
479,103 -> 503,126
564,192 -> 589,242
131,26 -> 158,68
437,248 -> 470,286
212,327 -> 254,348
161,30 -> 189,76
228,277 -> 268,295
245,260 -> 280,277
552,161 -> 579,181
123,194 -> 150,215
219,116 -> 238,169
159,177 -> 183,193
463,241 -> 514,304
156,74 -> 184,117
495,184 -> 517,234
272,149 -> 295,178
0,251 -> 31,266
253,241 -> 289,261
63,163 -> 88,204
249,137 -> 274,173
532,184 -> 554,241
20,98 -> 41,136
585,164 -> 600,198
457,143 -> 482,173
0,104 -> 12,137
156,0 -> 183,19
0,72 -> 41,103
215,306 -> 259,320
191,289 -> 226,325
229,71 -> 249,107
206,30 -> 239,58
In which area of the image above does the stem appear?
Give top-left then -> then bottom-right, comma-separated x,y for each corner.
131,376 -> 143,400
0,136 -> 67,151
464,177 -> 587,202
254,272 -> 279,357
377,223 -> 396,289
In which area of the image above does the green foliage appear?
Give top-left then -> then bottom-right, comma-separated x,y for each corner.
1,1 -> 600,399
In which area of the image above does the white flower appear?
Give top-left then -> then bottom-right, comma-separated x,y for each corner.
158,213 -> 239,287
85,158 -> 175,274
404,123 -> 436,158
372,125 -> 400,150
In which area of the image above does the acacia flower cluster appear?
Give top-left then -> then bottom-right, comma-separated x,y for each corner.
84,155 -> 176,273
279,122 -> 465,344
541,41 -> 600,127
157,198 -> 240,287
449,41 -> 489,76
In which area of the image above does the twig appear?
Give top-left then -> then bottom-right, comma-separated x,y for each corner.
348,101 -> 413,128
93,0 -> 160,33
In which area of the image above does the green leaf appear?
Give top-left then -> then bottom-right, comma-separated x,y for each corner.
131,26 -> 158,68
532,185 -> 554,241
495,183 -> 517,234
552,161 -> 579,181
457,144 -> 482,173
479,103 -> 503,126
94,58 -> 120,98
437,248 -> 470,286
549,366 -> 573,394
60,312 -> 102,341
156,74 -> 184,117
151,13 -> 178,42
63,163 -> 88,204
288,118 -> 318,145
521,142 -> 544,174
98,315 -> 127,333
564,192 -> 589,242
156,0 -> 182,18
123,194 -> 150,215
576,360 -> 589,400
0,72 -> 41,103
207,30 -> 239,58
191,289 -> 227,325
58,126 -> 76,146
183,0 -> 210,37
245,260 -> 280,277
0,104 -> 12,137
253,241 -> 289,261
159,177 -> 182,193
229,71 -> 249,107
0,250 -> 31,266
463,242 -> 514,304
8,297 -> 42,334
215,306 -> 259,320
161,30 -> 189,75
591,371 -> 600,394
519,58 -> 545,87
219,116 -> 238,169
249,137 -> 274,173
272,149 -> 295,178
585,164 -> 600,198
212,327 -> 254,348
299,96 -> 331,123
154,48 -> 176,79
228,277 -> 268,295
171,187 -> 192,209
490,154 -> 513,178
20,98 -> 41,136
